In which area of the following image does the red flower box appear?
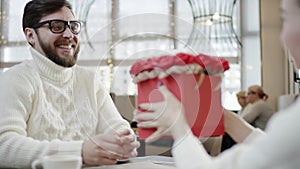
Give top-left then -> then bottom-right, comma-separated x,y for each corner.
130,53 -> 229,139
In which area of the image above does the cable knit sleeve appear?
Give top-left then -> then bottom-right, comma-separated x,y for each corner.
94,73 -> 131,134
0,66 -> 83,168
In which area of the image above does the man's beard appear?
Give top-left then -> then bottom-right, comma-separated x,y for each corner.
39,38 -> 80,67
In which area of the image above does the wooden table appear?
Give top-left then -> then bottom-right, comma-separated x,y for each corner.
84,156 -> 177,169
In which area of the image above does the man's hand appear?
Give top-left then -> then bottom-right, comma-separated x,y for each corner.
82,131 -> 139,166
117,129 -> 140,158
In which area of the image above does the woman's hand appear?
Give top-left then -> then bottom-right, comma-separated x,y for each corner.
136,84 -> 190,143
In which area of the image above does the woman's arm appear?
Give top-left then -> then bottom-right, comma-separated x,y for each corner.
223,110 -> 256,143
137,85 -> 297,169
137,86 -> 259,144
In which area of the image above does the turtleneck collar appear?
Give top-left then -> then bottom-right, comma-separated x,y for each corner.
30,47 -> 75,84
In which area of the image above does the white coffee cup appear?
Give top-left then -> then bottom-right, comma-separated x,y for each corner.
31,154 -> 82,169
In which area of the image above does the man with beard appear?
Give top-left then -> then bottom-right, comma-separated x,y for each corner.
0,0 -> 139,168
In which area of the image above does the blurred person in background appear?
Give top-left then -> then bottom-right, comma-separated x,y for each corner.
240,85 -> 275,130
236,90 -> 252,116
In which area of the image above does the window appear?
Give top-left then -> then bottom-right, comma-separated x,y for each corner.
0,0 -> 243,110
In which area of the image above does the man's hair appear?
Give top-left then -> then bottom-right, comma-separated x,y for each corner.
22,0 -> 73,32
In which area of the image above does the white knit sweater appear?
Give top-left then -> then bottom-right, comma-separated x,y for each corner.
172,98 -> 300,169
0,48 -> 130,168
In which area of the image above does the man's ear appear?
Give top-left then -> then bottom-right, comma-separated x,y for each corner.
24,28 -> 35,47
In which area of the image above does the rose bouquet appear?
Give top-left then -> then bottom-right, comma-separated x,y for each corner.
130,52 -> 229,139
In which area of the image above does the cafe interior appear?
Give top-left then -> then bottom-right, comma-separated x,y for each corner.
0,0 -> 298,164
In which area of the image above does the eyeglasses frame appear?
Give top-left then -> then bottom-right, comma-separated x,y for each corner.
31,19 -> 82,35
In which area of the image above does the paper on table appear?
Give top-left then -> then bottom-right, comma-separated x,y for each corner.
84,156 -> 175,169
84,161 -> 176,169
129,156 -> 174,165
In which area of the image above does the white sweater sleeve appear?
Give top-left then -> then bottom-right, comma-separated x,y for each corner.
0,70 -> 83,168
172,131 -> 213,169
172,101 -> 300,169
94,75 -> 131,134
172,129 -> 266,169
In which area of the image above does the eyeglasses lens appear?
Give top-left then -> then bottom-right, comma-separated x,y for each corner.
50,20 -> 81,34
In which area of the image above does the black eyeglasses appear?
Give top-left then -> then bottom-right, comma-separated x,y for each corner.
31,19 -> 82,35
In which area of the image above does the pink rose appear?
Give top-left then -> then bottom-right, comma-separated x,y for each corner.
155,55 -> 185,70
194,54 -> 230,74
176,53 -> 195,64
130,59 -> 154,76
130,52 -> 230,76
